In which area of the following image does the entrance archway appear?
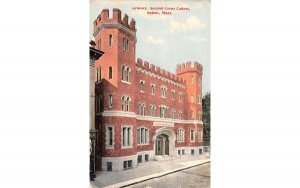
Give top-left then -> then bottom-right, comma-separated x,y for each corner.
153,127 -> 176,156
155,134 -> 169,155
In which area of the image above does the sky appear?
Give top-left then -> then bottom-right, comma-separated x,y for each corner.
90,0 -> 210,94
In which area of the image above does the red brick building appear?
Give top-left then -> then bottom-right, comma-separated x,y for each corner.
93,8 -> 204,171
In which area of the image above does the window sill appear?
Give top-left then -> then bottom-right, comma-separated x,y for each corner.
106,146 -> 114,149
121,80 -> 131,85
121,146 -> 133,149
137,143 -> 149,146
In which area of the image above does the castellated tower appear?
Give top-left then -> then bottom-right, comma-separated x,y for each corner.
176,62 -> 203,121
93,8 -> 137,112
93,9 -> 138,170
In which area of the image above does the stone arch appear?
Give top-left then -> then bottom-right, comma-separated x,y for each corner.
153,127 -> 176,156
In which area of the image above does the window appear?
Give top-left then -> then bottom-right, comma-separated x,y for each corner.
197,95 -> 202,104
179,93 -> 183,102
140,81 -> 145,92
109,34 -> 112,47
178,112 -> 183,120
122,126 -> 133,148
151,84 -> 155,95
171,90 -> 175,100
191,75 -> 194,84
150,105 -> 156,116
108,66 -> 113,79
121,96 -> 130,111
123,37 -> 129,51
106,126 -> 114,148
170,109 -> 175,119
138,103 -> 145,116
109,95 -> 113,108
199,149 -> 203,155
145,154 -> 149,161
123,160 -> 132,170
182,149 -> 185,155
198,129 -> 203,142
178,150 -> 181,155
177,128 -> 185,142
107,162 -> 112,171
138,155 -> 142,163
98,39 -> 101,50
160,106 -> 167,118
191,149 -> 194,155
137,127 -> 149,145
198,111 -> 202,121
160,86 -> 167,98
191,95 -> 194,103
95,95 -> 102,113
121,65 -> 131,83
190,129 -> 195,142
96,67 -> 101,82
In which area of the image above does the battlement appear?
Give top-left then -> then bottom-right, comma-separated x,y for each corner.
136,58 -> 186,84
93,8 -> 136,34
176,61 -> 203,75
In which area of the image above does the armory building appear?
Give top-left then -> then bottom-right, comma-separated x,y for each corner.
92,8 -> 204,172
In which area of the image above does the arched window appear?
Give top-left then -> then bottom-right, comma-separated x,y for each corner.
121,65 -> 131,83
121,96 -> 131,112
139,103 -> 145,116
140,80 -> 145,92
150,105 -> 156,116
170,109 -> 176,119
150,84 -> 155,95
160,106 -> 167,118
160,86 -> 167,98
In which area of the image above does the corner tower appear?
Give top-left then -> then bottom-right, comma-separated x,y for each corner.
176,62 -> 203,121
93,8 -> 137,112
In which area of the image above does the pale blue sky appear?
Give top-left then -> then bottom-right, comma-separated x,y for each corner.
90,0 -> 210,94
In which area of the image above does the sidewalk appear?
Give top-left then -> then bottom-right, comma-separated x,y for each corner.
91,154 -> 210,188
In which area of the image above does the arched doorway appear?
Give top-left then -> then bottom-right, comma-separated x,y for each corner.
153,127 -> 175,156
155,134 -> 169,155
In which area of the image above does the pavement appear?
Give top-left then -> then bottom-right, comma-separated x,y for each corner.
91,154 -> 210,188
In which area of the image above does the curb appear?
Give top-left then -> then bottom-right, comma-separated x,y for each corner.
93,159 -> 210,188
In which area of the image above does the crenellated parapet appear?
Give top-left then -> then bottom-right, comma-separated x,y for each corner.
136,58 -> 186,85
176,61 -> 203,76
93,8 -> 136,36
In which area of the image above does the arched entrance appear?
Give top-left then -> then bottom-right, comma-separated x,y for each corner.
155,134 -> 169,155
153,127 -> 175,156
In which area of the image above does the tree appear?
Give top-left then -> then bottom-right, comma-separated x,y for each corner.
202,92 -> 210,146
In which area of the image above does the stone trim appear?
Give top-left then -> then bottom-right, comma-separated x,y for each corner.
101,110 -> 203,124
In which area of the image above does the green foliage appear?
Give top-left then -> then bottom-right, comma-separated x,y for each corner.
202,92 -> 210,146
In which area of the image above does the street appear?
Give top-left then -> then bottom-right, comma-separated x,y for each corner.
127,163 -> 210,188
